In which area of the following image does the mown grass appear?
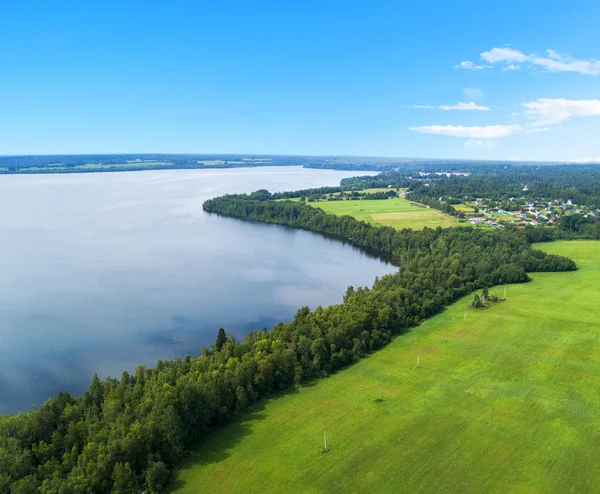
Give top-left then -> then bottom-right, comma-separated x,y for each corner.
173,241 -> 600,493
315,197 -> 459,230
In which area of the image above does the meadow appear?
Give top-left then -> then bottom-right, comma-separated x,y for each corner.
173,241 -> 600,493
454,203 -> 475,213
315,197 -> 459,229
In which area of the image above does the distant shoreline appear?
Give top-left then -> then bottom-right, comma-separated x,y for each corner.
0,153 -> 575,176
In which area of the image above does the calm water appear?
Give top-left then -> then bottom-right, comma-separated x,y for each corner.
0,167 -> 395,414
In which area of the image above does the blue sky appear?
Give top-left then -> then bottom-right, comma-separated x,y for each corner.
2,1 -> 600,161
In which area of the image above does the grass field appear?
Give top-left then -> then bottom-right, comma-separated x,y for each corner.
173,241 -> 600,493
454,203 -> 475,213
315,197 -> 459,230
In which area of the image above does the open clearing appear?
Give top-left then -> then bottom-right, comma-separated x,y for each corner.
454,203 -> 475,213
173,241 -> 600,493
315,197 -> 459,230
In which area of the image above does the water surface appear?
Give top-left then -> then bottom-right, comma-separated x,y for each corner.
0,167 -> 395,413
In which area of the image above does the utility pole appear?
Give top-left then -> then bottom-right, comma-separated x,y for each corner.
504,286 -> 507,298
464,310 -> 467,323
323,429 -> 327,452
417,353 -> 420,368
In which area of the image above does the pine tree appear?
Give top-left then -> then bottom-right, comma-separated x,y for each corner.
215,327 -> 227,352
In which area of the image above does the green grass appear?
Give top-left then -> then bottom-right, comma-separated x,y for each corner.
315,197 -> 459,230
173,241 -> 600,493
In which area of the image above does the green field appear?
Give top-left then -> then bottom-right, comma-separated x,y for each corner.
315,197 -> 459,230
455,203 -> 475,213
173,241 -> 600,493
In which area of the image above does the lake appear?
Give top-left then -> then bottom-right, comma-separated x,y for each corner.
0,167 -> 396,414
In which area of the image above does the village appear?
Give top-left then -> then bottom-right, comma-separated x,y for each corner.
463,192 -> 599,228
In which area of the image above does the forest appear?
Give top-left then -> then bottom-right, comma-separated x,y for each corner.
0,187 -> 576,493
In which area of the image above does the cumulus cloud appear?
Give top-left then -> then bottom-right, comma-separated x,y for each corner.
459,47 -> 600,75
523,98 -> 600,126
454,60 -> 487,70
409,102 -> 490,111
410,124 -> 522,139
481,47 -> 529,63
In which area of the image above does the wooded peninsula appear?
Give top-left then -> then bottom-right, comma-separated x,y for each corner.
0,169 -> 581,492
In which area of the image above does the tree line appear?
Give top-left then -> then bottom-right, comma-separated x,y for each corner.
0,190 -> 576,493
524,215 -> 600,242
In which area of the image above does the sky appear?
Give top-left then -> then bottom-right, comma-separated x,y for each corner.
2,0 -> 600,162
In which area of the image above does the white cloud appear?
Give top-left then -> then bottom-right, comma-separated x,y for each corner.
523,98 -> 600,126
462,87 -> 484,102
464,139 -> 497,149
439,102 -> 490,111
409,101 -> 490,111
531,54 -> 600,75
455,60 -> 487,70
522,127 -> 551,133
410,124 -> 522,139
481,47 -> 529,63
546,49 -> 561,60
462,47 -> 600,75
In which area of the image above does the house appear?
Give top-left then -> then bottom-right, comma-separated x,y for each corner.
530,220 -> 538,226
474,200 -> 484,206
470,218 -> 484,225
